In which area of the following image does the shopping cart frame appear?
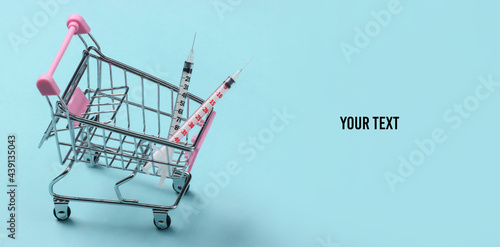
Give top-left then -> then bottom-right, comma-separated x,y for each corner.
36,14 -> 215,229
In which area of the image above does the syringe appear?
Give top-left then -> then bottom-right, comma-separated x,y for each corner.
143,35 -> 196,182
168,34 -> 196,137
169,58 -> 253,144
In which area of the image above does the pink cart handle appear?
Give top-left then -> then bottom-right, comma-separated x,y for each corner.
37,14 -> 90,96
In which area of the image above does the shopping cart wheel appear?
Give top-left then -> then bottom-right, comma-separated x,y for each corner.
172,172 -> 190,193
84,151 -> 100,167
153,210 -> 171,230
53,207 -> 71,221
172,183 -> 190,194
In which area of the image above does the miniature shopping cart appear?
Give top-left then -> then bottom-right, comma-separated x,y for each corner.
36,14 -> 216,229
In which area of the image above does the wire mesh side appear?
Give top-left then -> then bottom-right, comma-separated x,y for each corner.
45,47 -> 211,179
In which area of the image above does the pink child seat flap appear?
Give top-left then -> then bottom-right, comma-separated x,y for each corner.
67,87 -> 90,127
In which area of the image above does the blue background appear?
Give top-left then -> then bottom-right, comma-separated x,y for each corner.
2,0 -> 500,246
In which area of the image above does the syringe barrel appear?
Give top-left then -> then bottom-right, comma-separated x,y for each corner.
168,60 -> 194,138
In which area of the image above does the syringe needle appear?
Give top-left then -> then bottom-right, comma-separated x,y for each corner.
191,32 -> 197,50
186,33 -> 196,63
230,58 -> 253,81
241,57 -> 253,70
